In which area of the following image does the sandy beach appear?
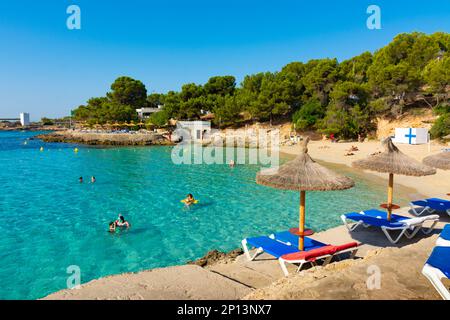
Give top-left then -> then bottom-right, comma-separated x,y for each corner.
43,139 -> 450,300
281,140 -> 450,199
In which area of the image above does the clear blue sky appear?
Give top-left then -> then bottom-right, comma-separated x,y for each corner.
0,0 -> 449,120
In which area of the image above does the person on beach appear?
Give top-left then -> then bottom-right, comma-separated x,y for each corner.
79,177 -> 83,183
329,133 -> 336,143
115,214 -> 130,228
91,176 -> 96,183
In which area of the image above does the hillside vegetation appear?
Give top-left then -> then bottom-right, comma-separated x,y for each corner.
72,32 -> 450,139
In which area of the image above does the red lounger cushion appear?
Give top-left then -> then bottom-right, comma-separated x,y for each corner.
281,245 -> 336,262
334,242 -> 359,252
281,242 -> 359,262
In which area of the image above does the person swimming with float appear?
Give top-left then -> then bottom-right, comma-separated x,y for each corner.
182,193 -> 198,208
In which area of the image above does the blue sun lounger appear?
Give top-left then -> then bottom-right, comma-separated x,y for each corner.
269,231 -> 327,250
341,209 -> 439,244
437,224 -> 450,247
410,198 -> 450,216
241,231 -> 327,261
422,246 -> 450,300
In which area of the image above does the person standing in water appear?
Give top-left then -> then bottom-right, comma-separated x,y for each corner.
115,214 -> 130,228
108,222 -> 116,233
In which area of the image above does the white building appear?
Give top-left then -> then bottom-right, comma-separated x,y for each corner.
20,113 -> 30,126
136,106 -> 162,119
176,121 -> 211,142
392,128 -> 429,145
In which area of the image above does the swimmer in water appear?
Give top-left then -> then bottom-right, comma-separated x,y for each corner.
229,159 -> 235,168
115,214 -> 130,228
79,177 -> 83,183
108,221 -> 116,233
183,193 -> 195,207
91,176 -> 96,183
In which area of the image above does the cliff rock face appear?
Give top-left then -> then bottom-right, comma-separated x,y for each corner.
376,109 -> 437,139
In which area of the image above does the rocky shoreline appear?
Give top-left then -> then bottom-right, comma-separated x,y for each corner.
36,130 -> 174,146
187,249 -> 244,267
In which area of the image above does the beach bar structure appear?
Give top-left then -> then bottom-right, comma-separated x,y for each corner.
176,121 -> 211,142
136,107 -> 162,120
392,128 -> 429,145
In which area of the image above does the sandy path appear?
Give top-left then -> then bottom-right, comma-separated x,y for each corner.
44,265 -> 251,300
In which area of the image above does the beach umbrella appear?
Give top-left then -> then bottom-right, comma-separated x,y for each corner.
353,137 -> 436,220
423,151 -> 450,195
423,152 -> 450,171
256,138 -> 355,250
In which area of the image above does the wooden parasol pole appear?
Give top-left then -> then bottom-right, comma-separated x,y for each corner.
299,191 -> 306,250
387,173 -> 394,221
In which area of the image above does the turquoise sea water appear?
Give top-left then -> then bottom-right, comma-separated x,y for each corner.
0,131 -> 409,299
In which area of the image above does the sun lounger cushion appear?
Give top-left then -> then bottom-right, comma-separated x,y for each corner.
271,231 -> 328,250
281,242 -> 359,262
334,242 -> 359,252
344,212 -> 406,228
245,236 -> 299,258
359,209 -> 409,222
281,245 -> 336,262
412,198 -> 450,211
426,247 -> 450,278
441,225 -> 450,241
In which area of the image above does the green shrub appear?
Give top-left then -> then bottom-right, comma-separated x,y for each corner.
148,110 -> 169,127
430,113 -> 450,138
292,99 -> 324,130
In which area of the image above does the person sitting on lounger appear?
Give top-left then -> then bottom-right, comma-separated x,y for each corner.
115,214 -> 130,228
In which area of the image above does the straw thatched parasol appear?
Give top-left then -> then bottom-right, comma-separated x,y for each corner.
423,152 -> 450,171
256,137 -> 355,250
353,137 -> 436,220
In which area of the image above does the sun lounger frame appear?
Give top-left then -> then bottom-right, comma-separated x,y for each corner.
340,212 -> 439,244
410,199 -> 450,217
422,246 -> 450,300
422,264 -> 450,300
